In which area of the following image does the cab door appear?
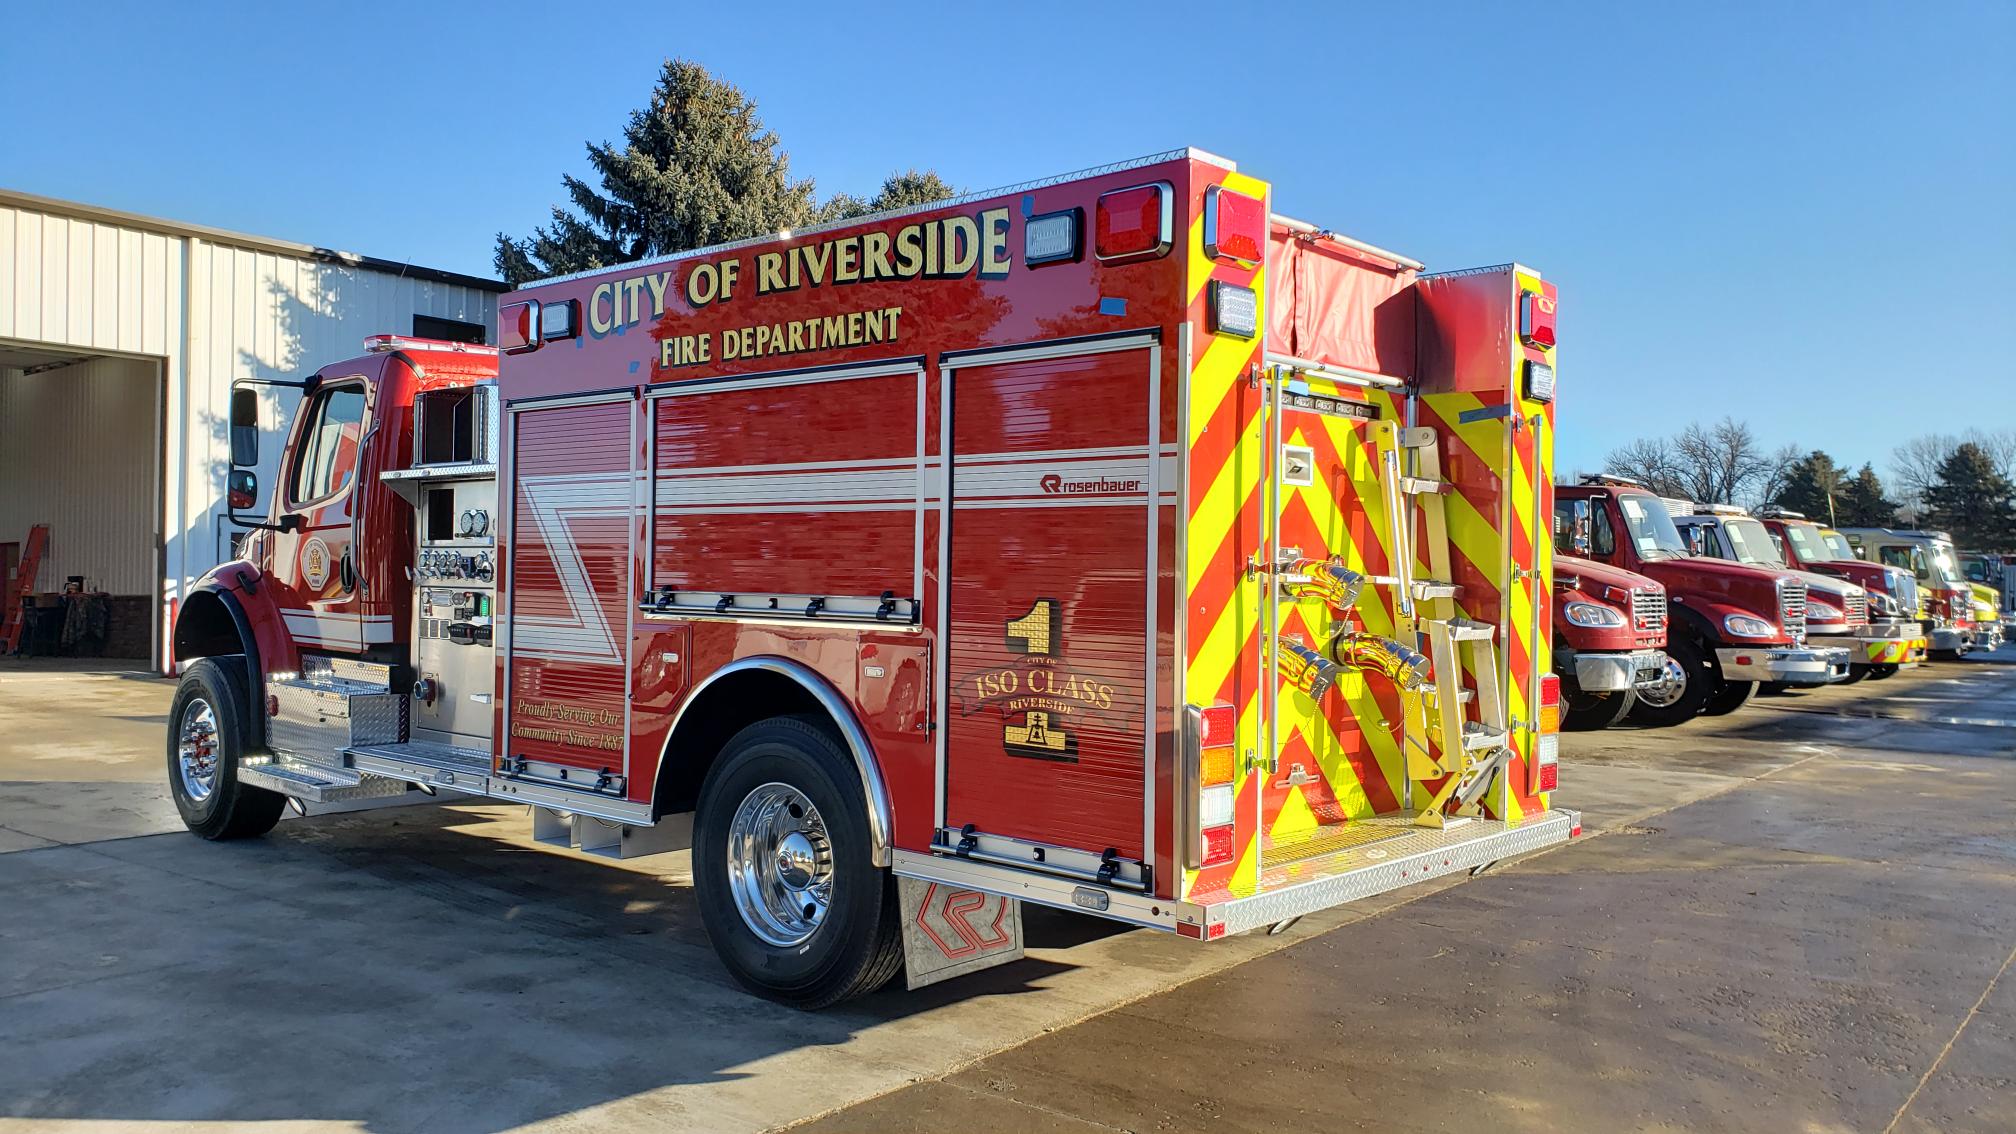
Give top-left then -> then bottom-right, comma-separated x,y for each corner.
266,381 -> 380,652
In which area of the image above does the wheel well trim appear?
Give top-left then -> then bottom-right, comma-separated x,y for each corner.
662,655 -> 893,867
176,584 -> 267,746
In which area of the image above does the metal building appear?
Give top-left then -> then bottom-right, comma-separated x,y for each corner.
0,189 -> 503,667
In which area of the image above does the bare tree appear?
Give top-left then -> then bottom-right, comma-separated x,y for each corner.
1604,436 -> 1687,498
1892,433 -> 1954,512
1751,442 -> 1804,509
1607,417 -> 1796,506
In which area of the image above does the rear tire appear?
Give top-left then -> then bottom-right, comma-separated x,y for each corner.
1562,687 -> 1636,731
693,716 -> 903,1010
167,657 -> 285,840
1702,678 -> 1757,716
1629,636 -> 1714,728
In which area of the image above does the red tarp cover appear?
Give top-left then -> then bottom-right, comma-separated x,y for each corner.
1267,223 -> 1418,380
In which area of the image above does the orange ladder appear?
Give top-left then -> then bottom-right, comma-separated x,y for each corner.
1,525 -> 50,654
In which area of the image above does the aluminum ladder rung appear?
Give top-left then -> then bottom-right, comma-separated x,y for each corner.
1398,476 -> 1449,494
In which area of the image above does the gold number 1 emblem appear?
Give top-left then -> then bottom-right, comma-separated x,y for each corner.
1004,598 -> 1058,656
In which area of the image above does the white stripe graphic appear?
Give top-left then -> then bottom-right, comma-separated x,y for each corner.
515,473 -> 629,664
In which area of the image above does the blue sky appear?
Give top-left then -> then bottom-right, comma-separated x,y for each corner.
4,1 -> 2011,478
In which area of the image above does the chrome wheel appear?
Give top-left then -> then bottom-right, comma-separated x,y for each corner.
1636,657 -> 1688,709
176,698 -> 220,802
726,782 -> 833,947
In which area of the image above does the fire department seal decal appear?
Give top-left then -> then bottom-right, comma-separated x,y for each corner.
300,538 -> 331,591
956,598 -> 1123,763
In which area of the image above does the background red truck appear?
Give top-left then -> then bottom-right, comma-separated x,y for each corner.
1554,477 -> 1848,726
1551,553 -> 1668,729
1756,508 -> 1923,677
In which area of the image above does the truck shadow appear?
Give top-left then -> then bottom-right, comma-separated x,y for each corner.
0,801 -> 1109,1133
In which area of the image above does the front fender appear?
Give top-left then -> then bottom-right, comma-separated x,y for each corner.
1677,597 -> 1793,649
175,561 -> 302,727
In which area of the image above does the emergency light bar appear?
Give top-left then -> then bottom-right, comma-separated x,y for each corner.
363,335 -> 499,355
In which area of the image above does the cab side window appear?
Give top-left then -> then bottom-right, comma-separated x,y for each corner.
290,386 -> 367,506
1591,502 -> 1616,558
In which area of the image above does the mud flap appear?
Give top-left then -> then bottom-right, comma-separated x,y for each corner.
897,876 -> 1024,990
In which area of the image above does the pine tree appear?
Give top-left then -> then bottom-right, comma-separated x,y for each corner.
1924,443 -> 2016,550
494,60 -> 818,286
1772,450 -> 1845,521
1839,464 -> 1898,527
819,169 -> 959,223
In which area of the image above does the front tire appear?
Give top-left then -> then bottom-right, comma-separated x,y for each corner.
693,716 -> 903,1009
1562,686 -> 1636,731
1629,636 -> 1715,728
1702,678 -> 1757,716
1868,663 -> 1900,680
167,657 -> 285,840
1839,666 -> 1870,685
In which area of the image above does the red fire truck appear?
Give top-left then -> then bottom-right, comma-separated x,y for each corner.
169,149 -> 1574,1007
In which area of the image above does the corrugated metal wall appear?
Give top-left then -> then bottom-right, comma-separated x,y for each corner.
0,198 -> 501,666
0,357 -> 158,594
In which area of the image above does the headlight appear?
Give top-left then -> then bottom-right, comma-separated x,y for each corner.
1724,614 -> 1778,638
1564,602 -> 1626,628
1868,591 -> 1898,616
1806,601 -> 1843,625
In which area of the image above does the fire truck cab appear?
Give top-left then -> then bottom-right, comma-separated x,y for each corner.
1837,528 -> 1976,658
169,149 -> 1576,1007
1756,508 -> 1925,676
1553,478 -> 1848,726
1669,502 -> 1908,685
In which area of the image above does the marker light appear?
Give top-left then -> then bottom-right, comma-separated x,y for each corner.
1095,182 -> 1174,263
1203,185 -> 1265,265
499,301 -> 539,353
1210,281 -> 1258,339
1024,208 -> 1082,266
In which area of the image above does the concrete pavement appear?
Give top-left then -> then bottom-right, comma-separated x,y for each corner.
1,654 -> 2012,1132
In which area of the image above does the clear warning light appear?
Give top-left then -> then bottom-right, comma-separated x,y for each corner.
1024,209 -> 1081,266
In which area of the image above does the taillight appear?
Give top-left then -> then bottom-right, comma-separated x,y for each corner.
1203,185 -> 1265,265
1095,182 -> 1173,263
1538,672 -> 1561,735
1532,673 -> 1560,794
1201,824 -> 1236,867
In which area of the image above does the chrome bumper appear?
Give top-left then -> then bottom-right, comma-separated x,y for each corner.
1716,645 -> 1853,684
1573,649 -> 1669,694
1930,627 -> 1969,651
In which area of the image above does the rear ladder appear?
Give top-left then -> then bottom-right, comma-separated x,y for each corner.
1376,421 -> 1512,827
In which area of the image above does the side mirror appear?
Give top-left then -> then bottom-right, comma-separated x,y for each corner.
228,469 -> 258,510
229,388 -> 259,467
1685,528 -> 1706,556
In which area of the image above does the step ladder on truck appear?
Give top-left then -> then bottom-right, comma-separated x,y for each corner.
161,149 -> 1576,1008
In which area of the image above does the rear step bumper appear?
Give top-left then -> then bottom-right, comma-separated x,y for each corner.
891,809 -> 1580,940
1192,810 -> 1578,937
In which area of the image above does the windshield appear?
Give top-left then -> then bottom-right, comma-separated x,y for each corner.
1782,523 -> 1834,564
1821,531 -> 1857,560
1618,493 -> 1689,559
1719,518 -> 1786,567
1928,543 -> 1962,586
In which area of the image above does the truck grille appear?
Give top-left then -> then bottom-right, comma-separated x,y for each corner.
1779,579 -> 1807,644
1842,591 -> 1867,626
1632,589 -> 1666,634
1895,573 -> 1920,618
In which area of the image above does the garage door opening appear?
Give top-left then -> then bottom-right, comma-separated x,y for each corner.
0,341 -> 162,665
